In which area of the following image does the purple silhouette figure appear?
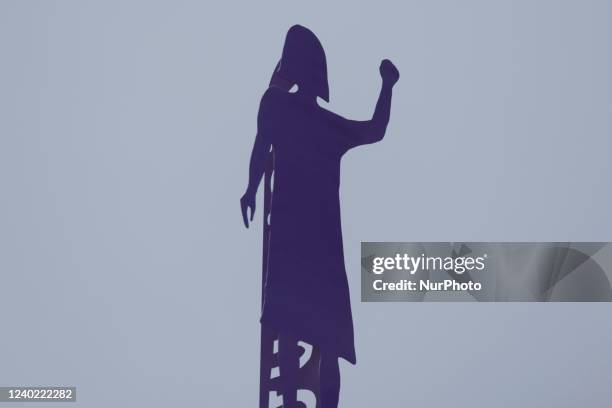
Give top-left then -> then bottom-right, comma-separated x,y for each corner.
241,25 -> 399,408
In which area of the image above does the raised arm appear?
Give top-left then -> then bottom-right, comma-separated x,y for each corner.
240,90 -> 275,228
339,59 -> 400,149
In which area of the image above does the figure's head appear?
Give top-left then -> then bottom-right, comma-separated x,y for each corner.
276,25 -> 329,102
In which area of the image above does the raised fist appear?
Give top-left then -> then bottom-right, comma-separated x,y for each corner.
380,59 -> 399,87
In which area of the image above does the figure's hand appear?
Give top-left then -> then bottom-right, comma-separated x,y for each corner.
240,191 -> 256,228
380,59 -> 399,87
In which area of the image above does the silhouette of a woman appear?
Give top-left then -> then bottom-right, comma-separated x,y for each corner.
241,25 -> 399,408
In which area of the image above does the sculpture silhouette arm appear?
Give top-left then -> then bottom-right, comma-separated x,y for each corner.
339,59 -> 399,150
241,89 -> 276,228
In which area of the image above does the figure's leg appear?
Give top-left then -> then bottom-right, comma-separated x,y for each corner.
278,331 -> 299,408
319,351 -> 340,408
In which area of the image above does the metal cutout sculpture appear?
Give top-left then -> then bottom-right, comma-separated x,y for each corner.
241,25 -> 399,408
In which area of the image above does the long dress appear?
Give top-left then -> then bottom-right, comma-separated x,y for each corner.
259,87 -> 368,364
